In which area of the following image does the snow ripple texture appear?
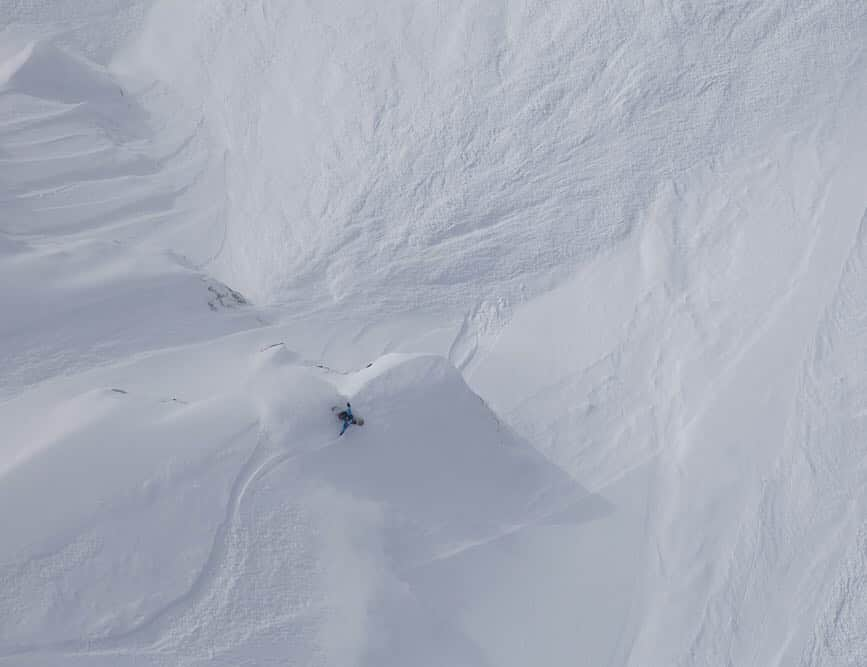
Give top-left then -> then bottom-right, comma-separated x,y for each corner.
121,0 -> 863,308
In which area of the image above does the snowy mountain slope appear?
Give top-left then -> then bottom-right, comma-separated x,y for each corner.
0,344 -> 594,666
467,68 -> 867,664
1,0 -> 867,665
118,0 -> 865,313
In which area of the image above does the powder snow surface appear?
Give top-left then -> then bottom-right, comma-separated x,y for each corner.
1,1 -> 866,665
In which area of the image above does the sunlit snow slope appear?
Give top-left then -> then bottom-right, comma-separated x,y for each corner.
2,345 -> 595,666
2,1 -> 867,665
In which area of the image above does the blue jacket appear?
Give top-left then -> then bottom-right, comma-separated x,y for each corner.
339,404 -> 354,435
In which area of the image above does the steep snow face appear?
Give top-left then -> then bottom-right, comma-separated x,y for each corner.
119,0 -> 863,309
0,347 -> 592,666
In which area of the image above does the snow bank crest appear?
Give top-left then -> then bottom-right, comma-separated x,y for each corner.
0,41 -> 119,103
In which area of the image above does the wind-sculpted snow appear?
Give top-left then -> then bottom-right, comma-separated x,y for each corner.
2,0 -> 867,665
0,38 -> 261,396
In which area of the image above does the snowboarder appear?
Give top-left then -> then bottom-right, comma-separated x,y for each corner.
334,402 -> 364,436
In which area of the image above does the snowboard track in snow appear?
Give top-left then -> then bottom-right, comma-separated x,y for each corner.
0,423 -> 337,662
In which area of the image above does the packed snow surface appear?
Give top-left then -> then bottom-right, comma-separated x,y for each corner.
1,1 -> 866,665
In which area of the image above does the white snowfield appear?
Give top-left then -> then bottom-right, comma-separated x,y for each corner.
1,1 -> 866,665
